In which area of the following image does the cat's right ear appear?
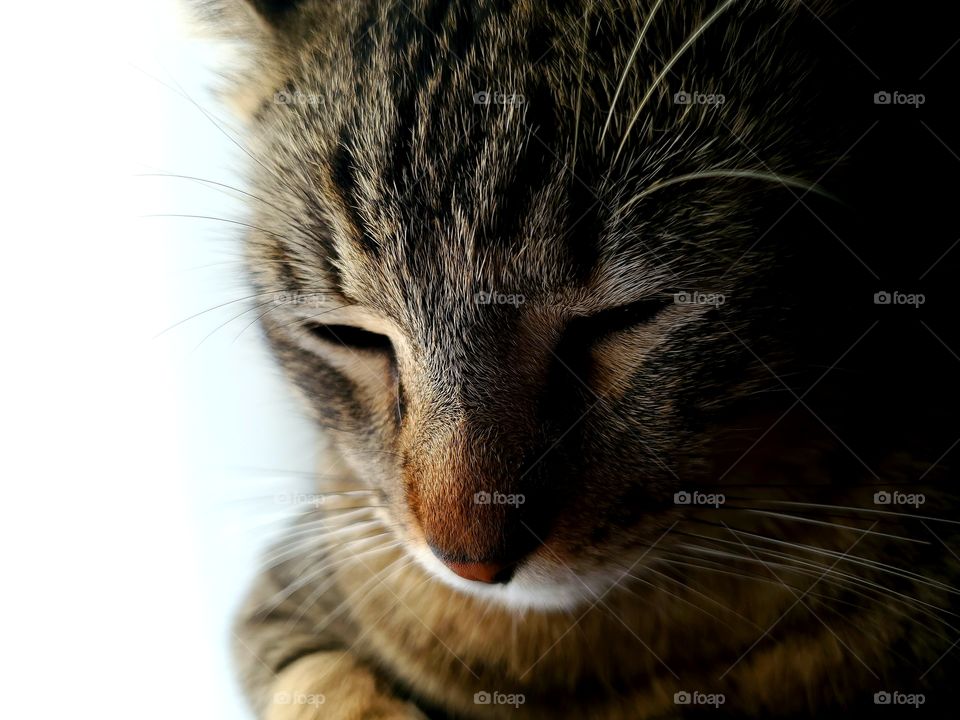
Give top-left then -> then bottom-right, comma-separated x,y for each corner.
186,0 -> 307,117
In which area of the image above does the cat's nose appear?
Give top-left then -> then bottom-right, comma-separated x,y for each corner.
440,559 -> 513,584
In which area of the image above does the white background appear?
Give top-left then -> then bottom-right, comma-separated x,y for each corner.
1,3 -> 313,717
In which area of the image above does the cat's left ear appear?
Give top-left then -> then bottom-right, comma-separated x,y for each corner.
187,0 -> 306,116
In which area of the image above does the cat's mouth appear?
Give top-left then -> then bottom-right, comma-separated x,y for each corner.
403,515 -> 528,585
433,557 -> 515,585
395,513 -> 619,611
408,537 -> 605,611
403,478 -> 554,588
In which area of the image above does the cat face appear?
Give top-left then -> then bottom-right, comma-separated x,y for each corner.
227,0 -> 855,608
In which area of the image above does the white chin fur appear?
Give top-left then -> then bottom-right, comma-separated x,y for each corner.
408,544 -> 602,612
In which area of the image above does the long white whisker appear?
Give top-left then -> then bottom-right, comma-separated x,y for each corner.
264,539 -> 404,609
620,169 -> 836,212
599,0 -> 666,147
739,510 -> 929,545
640,563 -> 762,629
614,0 -> 738,162
287,555 -> 415,634
683,528 -> 959,594
621,570 -> 731,627
764,500 -> 960,526
657,555 -> 959,639
260,526 -> 392,572
680,544 -> 960,619
571,1 -> 593,172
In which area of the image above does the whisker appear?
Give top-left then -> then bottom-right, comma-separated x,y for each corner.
657,554 -> 959,640
621,169 -> 836,213
258,521 -> 389,567
655,554 -> 808,592
136,172 -> 303,226
570,1 -> 593,172
723,509 -> 929,544
271,542 -> 402,619
623,567 -> 733,628
685,512 -> 919,544
264,538 -> 403,607
680,526 -> 960,595
191,295 -> 285,351
765,500 -> 960,526
678,542 -> 960,620
274,304 -> 355,333
232,298 -> 287,343
286,554 -> 414,633
142,212 -> 287,240
638,562 -> 762,630
614,0 -> 738,162
219,504 -> 382,538
155,70 -> 306,204
152,290 -> 282,339
599,0 -> 666,147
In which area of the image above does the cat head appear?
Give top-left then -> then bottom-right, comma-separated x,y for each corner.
197,0 -> 865,608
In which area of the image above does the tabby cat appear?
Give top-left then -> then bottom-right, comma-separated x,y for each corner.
191,1 -> 960,717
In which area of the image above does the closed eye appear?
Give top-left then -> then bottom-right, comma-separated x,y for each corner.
304,322 -> 394,353
545,295 -> 674,403
574,295 -> 675,341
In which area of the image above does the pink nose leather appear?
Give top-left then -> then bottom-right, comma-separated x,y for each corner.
443,560 -> 509,584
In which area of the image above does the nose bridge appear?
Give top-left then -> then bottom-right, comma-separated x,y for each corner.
405,411 -> 531,563
401,310 -> 558,564
432,320 -> 542,431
